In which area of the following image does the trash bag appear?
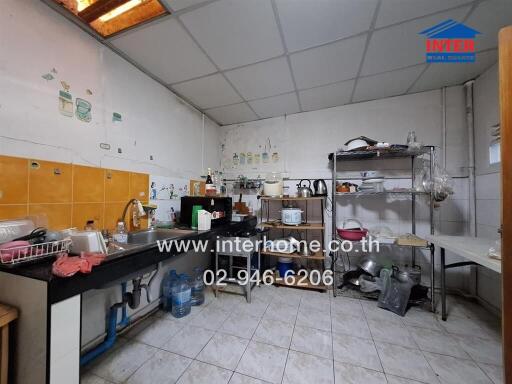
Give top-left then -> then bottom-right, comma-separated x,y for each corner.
377,268 -> 414,316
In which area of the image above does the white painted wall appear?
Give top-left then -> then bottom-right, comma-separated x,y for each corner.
0,0 -> 221,352
220,87 -> 472,291
473,63 -> 502,310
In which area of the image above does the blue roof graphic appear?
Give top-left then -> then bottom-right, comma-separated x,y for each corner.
420,19 -> 481,38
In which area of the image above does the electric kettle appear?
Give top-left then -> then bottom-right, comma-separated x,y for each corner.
313,179 -> 328,196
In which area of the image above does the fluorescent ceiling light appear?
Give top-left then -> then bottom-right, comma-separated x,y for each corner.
99,0 -> 144,22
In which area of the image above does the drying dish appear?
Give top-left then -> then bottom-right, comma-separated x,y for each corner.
337,219 -> 368,241
0,241 -> 31,262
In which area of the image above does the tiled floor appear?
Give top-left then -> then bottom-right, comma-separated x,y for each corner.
81,286 -> 503,384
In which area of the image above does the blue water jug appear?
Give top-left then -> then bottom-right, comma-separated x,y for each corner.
171,275 -> 192,318
162,270 -> 178,312
191,267 -> 205,306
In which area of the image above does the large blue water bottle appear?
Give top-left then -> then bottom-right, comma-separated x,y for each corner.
162,270 -> 178,312
171,274 -> 192,318
191,267 -> 205,306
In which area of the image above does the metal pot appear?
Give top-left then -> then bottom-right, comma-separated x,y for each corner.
281,208 -> 302,225
313,179 -> 328,196
359,255 -> 382,277
392,265 -> 421,285
296,179 -> 313,198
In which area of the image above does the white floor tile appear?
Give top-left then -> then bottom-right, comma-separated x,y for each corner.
253,318 -> 294,348
263,301 -> 298,324
361,301 -> 404,325
209,292 -> 246,311
236,341 -> 288,384
296,307 -> 331,332
272,288 -> 302,307
477,363 -> 504,384
385,374 -> 427,383
423,351 -> 492,384
330,296 -> 365,318
159,305 -> 205,324
367,319 -> 417,348
221,312 -> 261,339
233,298 -> 270,318
90,341 -> 157,383
189,306 -> 230,330
375,342 -> 438,383
197,332 -> 249,370
125,350 -> 191,384
299,293 -> 330,312
452,334 -> 503,366
439,314 -> 501,341
332,332 -> 382,372
81,373 -> 112,384
162,325 -> 214,358
290,325 -> 332,359
229,372 -> 272,384
334,362 -> 387,384
402,308 -> 443,331
331,312 -> 371,339
408,328 -> 469,359
132,318 -> 183,348
283,350 -> 334,384
176,360 -> 232,384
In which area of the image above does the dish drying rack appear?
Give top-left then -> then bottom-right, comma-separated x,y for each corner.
0,239 -> 72,267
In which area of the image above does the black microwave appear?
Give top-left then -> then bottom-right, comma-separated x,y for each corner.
180,196 -> 232,228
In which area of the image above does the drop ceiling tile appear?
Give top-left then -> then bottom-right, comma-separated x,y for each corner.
172,73 -> 242,109
205,103 -> 258,125
162,0 -> 210,11
375,0 -> 473,28
180,0 -> 284,70
248,93 -> 300,119
290,34 -> 366,90
299,80 -> 355,112
224,57 -> 295,100
361,6 -> 472,76
353,64 -> 426,102
410,50 -> 498,93
465,0 -> 512,52
110,18 -> 216,84
275,0 -> 378,52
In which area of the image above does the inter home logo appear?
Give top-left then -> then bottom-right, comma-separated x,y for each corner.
419,19 -> 481,63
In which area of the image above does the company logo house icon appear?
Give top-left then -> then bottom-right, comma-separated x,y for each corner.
419,19 -> 481,63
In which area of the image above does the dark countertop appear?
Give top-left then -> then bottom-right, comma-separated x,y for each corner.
0,217 -> 257,303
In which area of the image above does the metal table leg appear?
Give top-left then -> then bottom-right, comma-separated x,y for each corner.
430,244 -> 435,313
441,247 -> 446,321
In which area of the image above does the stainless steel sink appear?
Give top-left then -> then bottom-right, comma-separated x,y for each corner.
127,228 -> 195,244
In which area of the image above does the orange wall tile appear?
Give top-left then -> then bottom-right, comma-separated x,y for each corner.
72,203 -> 104,230
0,155 -> 149,232
29,160 -> 72,204
73,165 -> 105,203
105,169 -> 130,202
0,156 -> 28,204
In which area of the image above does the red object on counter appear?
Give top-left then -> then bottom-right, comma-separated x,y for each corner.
52,252 -> 106,277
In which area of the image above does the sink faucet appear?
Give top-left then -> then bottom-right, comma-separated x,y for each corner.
121,199 -> 146,229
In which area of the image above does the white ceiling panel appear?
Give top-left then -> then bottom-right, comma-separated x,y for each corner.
465,0 -> 512,52
299,80 -> 355,112
353,64 -> 426,102
110,18 -> 216,84
375,0 -> 473,28
205,103 -> 258,125
224,57 -> 295,100
410,50 -> 497,93
249,93 -> 300,119
361,6 -> 472,76
275,0 -> 378,52
162,0 -> 210,11
172,73 -> 242,109
179,0 -> 284,70
290,34 -> 367,90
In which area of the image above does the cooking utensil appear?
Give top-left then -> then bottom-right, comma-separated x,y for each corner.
312,179 -> 328,196
358,255 -> 382,277
336,219 -> 368,241
281,208 -> 303,225
263,172 -> 283,196
296,179 -> 313,198
392,265 -> 421,285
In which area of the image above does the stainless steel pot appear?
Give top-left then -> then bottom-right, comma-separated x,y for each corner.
392,265 -> 421,285
313,179 -> 328,196
296,179 -> 313,198
358,255 -> 382,277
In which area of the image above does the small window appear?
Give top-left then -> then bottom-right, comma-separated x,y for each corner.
54,0 -> 169,37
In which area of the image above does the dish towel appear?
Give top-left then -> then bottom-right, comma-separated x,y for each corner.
52,252 -> 106,277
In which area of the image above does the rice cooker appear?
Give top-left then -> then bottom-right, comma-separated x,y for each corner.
281,208 -> 302,225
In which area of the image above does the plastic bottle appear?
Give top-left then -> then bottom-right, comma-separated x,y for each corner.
171,274 -> 192,318
190,267 -> 205,306
112,221 -> 128,243
162,270 -> 178,312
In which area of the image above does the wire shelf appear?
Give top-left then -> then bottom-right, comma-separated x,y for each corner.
0,239 -> 72,267
335,190 -> 429,197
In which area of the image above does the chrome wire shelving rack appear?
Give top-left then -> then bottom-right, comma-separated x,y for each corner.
0,239 -> 71,267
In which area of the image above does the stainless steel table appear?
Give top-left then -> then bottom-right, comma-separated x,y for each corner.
426,235 -> 501,320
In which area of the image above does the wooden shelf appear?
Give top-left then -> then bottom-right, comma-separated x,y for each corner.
271,272 -> 327,291
261,250 -> 324,260
261,222 -> 324,230
260,196 -> 325,201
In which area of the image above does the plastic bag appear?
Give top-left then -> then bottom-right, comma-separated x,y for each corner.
377,268 -> 414,316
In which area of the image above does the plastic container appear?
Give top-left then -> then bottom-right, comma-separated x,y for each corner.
171,275 -> 192,318
162,270 -> 178,312
277,257 -> 293,278
190,267 -> 205,306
